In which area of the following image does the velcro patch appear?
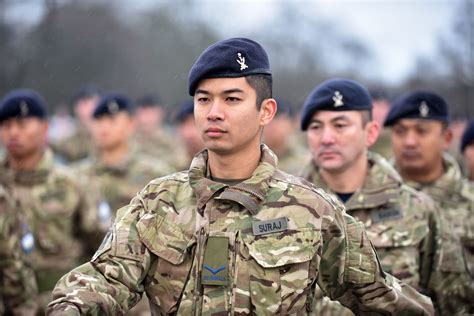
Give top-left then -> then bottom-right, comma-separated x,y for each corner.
201,236 -> 228,286
371,208 -> 402,224
252,217 -> 288,236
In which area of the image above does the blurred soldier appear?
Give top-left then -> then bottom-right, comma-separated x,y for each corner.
0,183 -> 38,315
263,98 -> 310,175
0,89 -> 97,311
133,94 -> 187,171
175,99 -> 205,169
461,120 -> 474,181
73,93 -> 172,237
385,90 -> 474,315
300,79 -> 440,315
368,89 -> 393,158
51,84 -> 100,162
48,38 -> 433,315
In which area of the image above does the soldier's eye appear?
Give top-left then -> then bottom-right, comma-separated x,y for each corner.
226,97 -> 240,103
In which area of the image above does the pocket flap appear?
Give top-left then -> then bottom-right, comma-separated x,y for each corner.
137,213 -> 194,265
244,228 -> 320,268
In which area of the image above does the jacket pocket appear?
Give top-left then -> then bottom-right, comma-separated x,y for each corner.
137,213 -> 196,313
243,228 -> 320,315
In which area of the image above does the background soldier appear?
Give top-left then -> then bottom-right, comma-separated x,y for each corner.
384,90 -> 474,314
461,120 -> 474,181
0,183 -> 38,315
299,78 -> 440,315
51,84 -> 100,163
0,89 -> 98,312
263,98 -> 310,175
73,93 -> 173,235
47,37 -> 432,315
175,99 -> 205,169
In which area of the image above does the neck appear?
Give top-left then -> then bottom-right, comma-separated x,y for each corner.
319,154 -> 368,193
100,142 -> 129,166
399,159 -> 445,184
208,144 -> 262,180
8,149 -> 45,171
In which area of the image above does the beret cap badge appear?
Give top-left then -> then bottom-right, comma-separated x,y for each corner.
236,52 -> 248,71
20,101 -> 29,117
332,91 -> 344,107
419,101 -> 429,117
107,101 -> 119,115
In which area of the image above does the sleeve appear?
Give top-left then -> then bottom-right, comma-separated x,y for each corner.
317,205 -> 434,315
0,199 -> 38,315
46,195 -> 152,315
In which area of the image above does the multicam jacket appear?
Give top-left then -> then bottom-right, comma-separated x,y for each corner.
0,149 -> 98,294
399,153 -> 474,315
301,152 -> 440,315
0,184 -> 38,315
47,145 -> 433,315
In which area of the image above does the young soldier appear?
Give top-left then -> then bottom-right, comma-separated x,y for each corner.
385,91 -> 474,314
0,89 -> 97,311
47,38 -> 433,315
461,120 -> 474,181
299,78 -> 440,315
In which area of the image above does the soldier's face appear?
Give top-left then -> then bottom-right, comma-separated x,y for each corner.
0,117 -> 48,159
306,111 -> 379,173
178,116 -> 204,158
92,112 -> 134,151
463,144 -> 474,181
391,119 -> 451,174
194,77 -> 276,155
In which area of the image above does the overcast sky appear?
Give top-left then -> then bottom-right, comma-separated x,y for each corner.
6,0 -> 461,84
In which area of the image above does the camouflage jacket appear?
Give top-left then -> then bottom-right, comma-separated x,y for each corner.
0,184 -> 38,315
73,150 -> 173,227
272,138 -> 311,176
301,152 -> 440,315
397,153 -> 474,315
51,125 -> 94,163
0,148 -> 98,291
47,145 -> 433,315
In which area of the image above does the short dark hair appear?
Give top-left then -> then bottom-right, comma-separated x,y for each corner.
245,75 -> 272,109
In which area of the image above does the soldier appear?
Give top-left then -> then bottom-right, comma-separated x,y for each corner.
0,89 -> 98,311
461,120 -> 474,181
263,98 -> 310,175
133,94 -> 188,171
0,183 -> 38,315
299,78 -> 440,315
73,93 -> 173,235
51,84 -> 100,162
47,38 -> 433,315
368,89 -> 393,158
175,99 -> 205,169
384,90 -> 474,314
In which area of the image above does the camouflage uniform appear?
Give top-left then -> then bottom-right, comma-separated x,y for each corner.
133,128 -> 189,172
301,152 -> 440,315
272,137 -> 311,176
73,150 -> 173,227
0,148 -> 98,310
369,128 -> 393,159
51,125 -> 94,163
47,145 -> 433,315
0,184 -> 38,315
397,153 -> 474,314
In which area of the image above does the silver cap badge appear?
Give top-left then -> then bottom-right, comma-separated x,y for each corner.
236,52 -> 248,71
332,91 -> 344,107
419,101 -> 429,117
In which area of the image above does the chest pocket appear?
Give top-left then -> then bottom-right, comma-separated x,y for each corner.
242,228 -> 320,315
137,214 -> 196,313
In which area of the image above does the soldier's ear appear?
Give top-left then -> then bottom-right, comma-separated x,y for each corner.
259,98 -> 277,127
365,121 -> 380,147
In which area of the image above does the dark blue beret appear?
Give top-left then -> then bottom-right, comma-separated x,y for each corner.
175,99 -> 194,123
93,93 -> 132,119
384,90 -> 449,127
461,120 -> 474,152
188,37 -> 272,96
300,78 -> 372,130
0,89 -> 48,123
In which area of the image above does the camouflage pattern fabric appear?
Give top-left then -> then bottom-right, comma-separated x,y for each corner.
397,153 -> 474,315
47,145 -> 433,315
0,184 -> 38,315
273,137 -> 311,176
51,125 -> 94,163
0,148 -> 99,311
133,127 -> 189,172
301,152 -> 440,315
369,128 -> 393,159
